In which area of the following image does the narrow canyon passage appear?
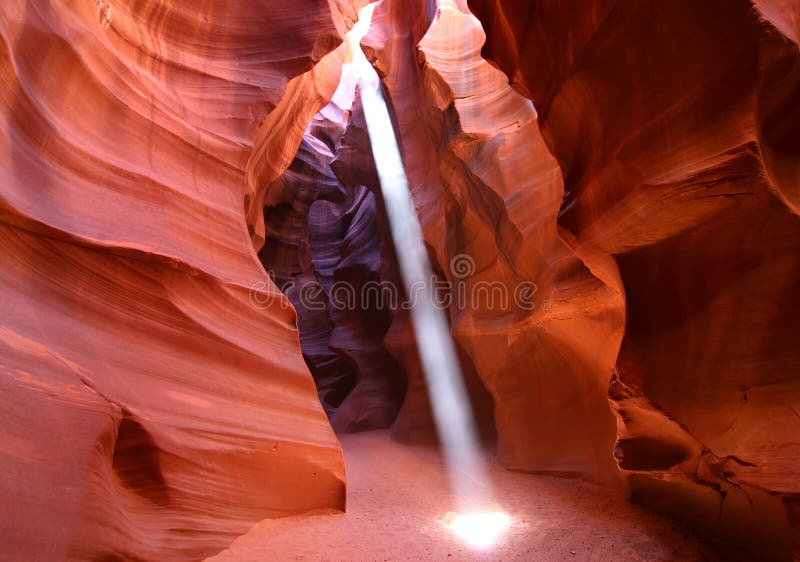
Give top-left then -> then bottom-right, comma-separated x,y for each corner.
1,0 -> 799,560
259,3 -> 500,525
245,2 -> 757,559
246,1 -> 800,559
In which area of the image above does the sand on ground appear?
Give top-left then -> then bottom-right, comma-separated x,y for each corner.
207,430 -> 718,561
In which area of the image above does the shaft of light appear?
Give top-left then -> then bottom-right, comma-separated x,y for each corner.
349,4 -> 491,513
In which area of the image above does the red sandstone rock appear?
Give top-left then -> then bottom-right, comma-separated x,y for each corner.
469,0 -> 800,558
2,0 -> 799,559
0,1 -> 349,559
365,0 -> 625,475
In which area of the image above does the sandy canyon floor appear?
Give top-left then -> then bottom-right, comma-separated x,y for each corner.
208,431 -> 718,561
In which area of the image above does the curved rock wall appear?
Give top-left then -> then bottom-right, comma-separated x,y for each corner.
469,0 -> 800,558
3,0 -> 799,559
0,1 -> 349,559
364,0 -> 625,475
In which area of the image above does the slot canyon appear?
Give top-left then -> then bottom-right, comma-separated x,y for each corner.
1,0 -> 799,560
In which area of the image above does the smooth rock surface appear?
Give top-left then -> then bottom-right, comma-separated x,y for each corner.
2,0 -> 799,559
469,0 -> 800,558
364,0 -> 625,475
0,1 -> 351,559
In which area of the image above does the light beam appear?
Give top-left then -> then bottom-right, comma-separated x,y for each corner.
343,2 -> 511,547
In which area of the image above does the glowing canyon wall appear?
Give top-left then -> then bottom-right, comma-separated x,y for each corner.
1,0 -> 799,560
0,1 -> 350,559
468,0 -> 800,559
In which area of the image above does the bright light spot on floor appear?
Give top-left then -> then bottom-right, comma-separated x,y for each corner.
444,511 -> 512,548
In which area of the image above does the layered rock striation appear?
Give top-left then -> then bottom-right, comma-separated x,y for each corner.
362,0 -> 626,476
469,0 -> 800,558
0,1 -> 353,559
2,0 -> 799,560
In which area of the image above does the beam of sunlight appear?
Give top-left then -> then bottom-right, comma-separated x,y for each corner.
343,2 -> 511,548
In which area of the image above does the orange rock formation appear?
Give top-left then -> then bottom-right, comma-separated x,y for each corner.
1,0 -> 798,560
0,1 -> 350,559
